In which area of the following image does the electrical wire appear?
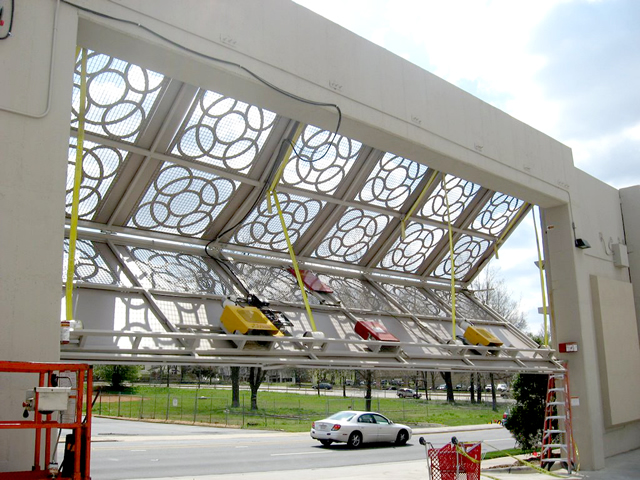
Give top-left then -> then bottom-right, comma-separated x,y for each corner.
0,0 -> 14,40
59,0 -> 343,252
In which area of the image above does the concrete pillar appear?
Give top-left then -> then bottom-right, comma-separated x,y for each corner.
620,186 -> 640,334
0,1 -> 77,472
542,203 -> 606,470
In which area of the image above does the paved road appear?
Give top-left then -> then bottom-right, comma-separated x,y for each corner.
82,418 -> 516,480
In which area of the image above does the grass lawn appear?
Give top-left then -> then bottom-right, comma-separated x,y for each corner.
92,385 -> 506,433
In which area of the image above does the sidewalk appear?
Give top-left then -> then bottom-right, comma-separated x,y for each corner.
127,444 -> 640,480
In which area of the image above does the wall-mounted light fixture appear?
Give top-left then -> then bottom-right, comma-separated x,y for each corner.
574,238 -> 591,249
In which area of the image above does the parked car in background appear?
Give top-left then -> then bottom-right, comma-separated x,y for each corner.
313,382 -> 333,390
496,383 -> 508,392
436,384 -> 446,390
310,411 -> 412,447
397,388 -> 421,399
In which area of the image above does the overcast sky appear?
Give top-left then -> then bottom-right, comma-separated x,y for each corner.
294,0 -> 640,334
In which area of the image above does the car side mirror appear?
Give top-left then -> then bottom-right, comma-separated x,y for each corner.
419,437 -> 426,445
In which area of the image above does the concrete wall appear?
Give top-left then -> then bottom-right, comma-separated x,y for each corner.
543,170 -> 640,467
0,1 -> 77,471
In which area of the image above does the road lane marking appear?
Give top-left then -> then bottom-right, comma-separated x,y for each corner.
271,451 -> 328,457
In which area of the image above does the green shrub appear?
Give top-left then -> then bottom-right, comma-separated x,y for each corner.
504,373 -> 547,449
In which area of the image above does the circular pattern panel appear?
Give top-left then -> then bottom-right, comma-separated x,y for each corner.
129,164 -> 238,237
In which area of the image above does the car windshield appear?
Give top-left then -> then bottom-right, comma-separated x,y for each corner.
328,411 -> 356,421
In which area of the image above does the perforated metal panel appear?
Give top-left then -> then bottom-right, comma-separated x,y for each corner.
169,90 -> 277,174
66,138 -> 128,219
127,247 -> 235,296
281,125 -> 362,194
379,223 -> 445,272
63,239 -> 123,286
354,153 -> 429,210
128,163 -> 238,236
230,192 -> 324,251
313,208 -> 391,263
71,50 -> 169,143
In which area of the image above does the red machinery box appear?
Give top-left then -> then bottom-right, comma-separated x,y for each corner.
354,321 -> 399,342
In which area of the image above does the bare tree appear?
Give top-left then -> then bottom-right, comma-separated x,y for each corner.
469,373 -> 475,403
470,265 -> 527,330
365,370 -> 373,411
248,367 -> 266,410
230,366 -> 240,408
489,372 -> 497,411
440,372 -> 454,403
420,371 -> 429,400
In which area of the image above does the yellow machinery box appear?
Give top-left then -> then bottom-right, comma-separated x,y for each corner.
221,305 -> 280,335
463,325 -> 503,347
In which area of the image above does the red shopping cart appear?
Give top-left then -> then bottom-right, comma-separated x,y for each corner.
420,436 -> 482,480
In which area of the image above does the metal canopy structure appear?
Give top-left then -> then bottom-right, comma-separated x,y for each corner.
61,48 -> 560,373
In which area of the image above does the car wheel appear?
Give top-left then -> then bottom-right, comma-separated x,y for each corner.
347,431 -> 363,448
319,439 -> 333,447
395,429 -> 409,446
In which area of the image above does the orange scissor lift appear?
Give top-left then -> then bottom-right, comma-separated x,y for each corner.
0,361 -> 93,480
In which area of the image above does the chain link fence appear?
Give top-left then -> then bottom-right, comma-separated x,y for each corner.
93,386 -> 443,430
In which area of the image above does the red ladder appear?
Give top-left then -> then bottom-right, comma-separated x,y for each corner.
540,370 -> 577,473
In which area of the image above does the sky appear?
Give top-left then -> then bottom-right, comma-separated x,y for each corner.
294,0 -> 640,333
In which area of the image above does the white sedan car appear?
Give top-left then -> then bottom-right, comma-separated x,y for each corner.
310,411 -> 412,448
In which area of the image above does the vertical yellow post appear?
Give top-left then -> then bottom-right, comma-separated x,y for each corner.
65,47 -> 88,321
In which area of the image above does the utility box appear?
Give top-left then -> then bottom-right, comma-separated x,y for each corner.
612,243 -> 629,268
29,387 -> 71,413
463,326 -> 503,347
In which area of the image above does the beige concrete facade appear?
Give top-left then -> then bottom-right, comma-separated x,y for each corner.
0,0 -> 638,471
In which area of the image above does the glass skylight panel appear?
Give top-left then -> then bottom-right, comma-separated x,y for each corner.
128,163 -> 238,237
355,153 -> 428,210
71,50 -> 168,143
431,234 -> 492,279
127,247 -> 234,295
230,192 -> 324,251
378,223 -> 445,272
379,283 -> 447,317
316,275 -> 394,312
280,126 -> 362,195
470,192 -> 525,236
170,90 -> 277,174
66,138 -> 128,219
62,239 -> 122,285
419,176 -> 480,224
313,207 -> 391,263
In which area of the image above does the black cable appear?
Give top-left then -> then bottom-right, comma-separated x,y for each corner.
0,0 -> 15,40
61,0 -> 343,254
